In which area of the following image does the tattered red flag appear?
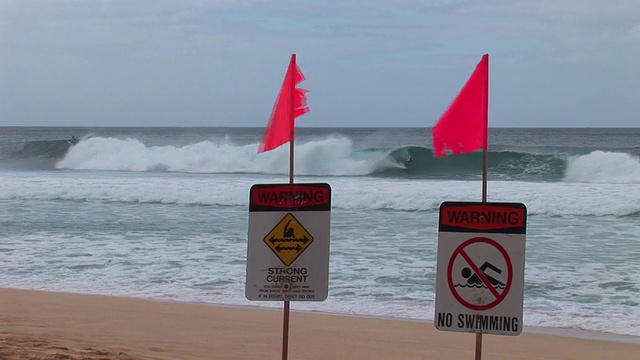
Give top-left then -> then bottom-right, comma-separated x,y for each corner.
432,54 -> 489,157
258,54 -> 309,153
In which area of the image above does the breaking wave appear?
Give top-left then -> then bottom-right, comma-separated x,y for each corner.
23,135 -> 634,183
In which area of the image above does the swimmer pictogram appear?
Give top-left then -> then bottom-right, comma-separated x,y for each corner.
264,213 -> 314,266
447,237 -> 513,311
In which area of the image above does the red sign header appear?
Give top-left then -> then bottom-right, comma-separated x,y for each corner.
440,203 -> 526,232
250,183 -> 331,211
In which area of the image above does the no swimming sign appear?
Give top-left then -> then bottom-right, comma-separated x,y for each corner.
434,201 -> 527,336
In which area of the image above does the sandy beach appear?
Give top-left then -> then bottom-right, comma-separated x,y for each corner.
0,288 -> 637,359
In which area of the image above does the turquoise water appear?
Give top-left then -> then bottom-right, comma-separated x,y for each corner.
1,127 -> 639,336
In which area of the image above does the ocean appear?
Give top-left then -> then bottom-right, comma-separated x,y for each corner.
1,126 -> 639,337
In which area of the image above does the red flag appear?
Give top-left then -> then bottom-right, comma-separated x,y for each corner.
258,54 -> 309,153
432,54 -> 488,157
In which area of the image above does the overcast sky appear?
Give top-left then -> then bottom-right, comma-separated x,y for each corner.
1,0 -> 638,127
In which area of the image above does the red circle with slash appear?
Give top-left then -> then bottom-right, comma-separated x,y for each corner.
447,237 -> 512,311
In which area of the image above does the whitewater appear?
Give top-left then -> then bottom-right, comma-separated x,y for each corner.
0,126 -> 639,337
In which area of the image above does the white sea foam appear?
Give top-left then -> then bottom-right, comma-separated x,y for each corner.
564,151 -> 640,183
55,137 -> 640,186
2,171 -> 640,217
57,136 -> 376,176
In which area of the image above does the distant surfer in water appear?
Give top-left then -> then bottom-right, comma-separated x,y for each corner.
69,136 -> 79,145
404,156 -> 413,169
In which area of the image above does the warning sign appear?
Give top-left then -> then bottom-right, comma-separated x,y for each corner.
264,213 -> 314,266
435,201 -> 526,336
246,183 -> 331,302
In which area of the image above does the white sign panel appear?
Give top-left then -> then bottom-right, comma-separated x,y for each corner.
246,183 -> 331,301
434,201 -> 527,336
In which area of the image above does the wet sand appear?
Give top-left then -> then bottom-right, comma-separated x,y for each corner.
0,288 -> 638,360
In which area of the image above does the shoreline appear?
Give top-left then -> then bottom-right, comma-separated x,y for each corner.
4,287 -> 640,344
1,287 -> 639,360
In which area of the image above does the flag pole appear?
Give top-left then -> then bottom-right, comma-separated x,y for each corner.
281,53 -> 297,360
481,53 -> 489,204
476,53 -> 489,360
476,145 -> 487,360
288,54 -> 297,186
